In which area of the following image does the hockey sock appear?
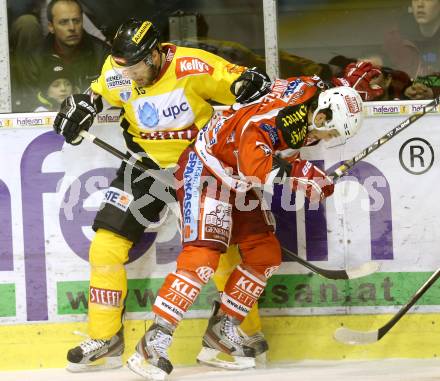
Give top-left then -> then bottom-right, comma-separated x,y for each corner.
221,265 -> 266,321
153,272 -> 202,325
213,246 -> 263,334
88,229 -> 133,339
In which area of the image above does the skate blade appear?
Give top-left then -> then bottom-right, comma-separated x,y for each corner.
255,352 -> 267,368
127,352 -> 168,381
196,347 -> 255,370
66,356 -> 122,372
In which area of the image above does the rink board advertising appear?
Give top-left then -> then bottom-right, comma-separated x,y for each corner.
1,105 -> 440,324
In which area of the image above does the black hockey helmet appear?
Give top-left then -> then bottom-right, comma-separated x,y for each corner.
111,19 -> 160,67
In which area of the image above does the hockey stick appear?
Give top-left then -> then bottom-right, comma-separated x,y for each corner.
273,100 -> 437,279
79,130 -> 175,188
282,247 -> 378,280
334,268 -> 440,344
79,130 -> 378,280
330,97 -> 440,179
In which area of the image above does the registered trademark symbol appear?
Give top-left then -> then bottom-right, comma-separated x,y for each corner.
399,137 -> 434,175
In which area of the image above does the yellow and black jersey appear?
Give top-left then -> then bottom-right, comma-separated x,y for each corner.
91,43 -> 245,167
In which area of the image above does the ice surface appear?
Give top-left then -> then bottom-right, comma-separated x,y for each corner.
1,359 -> 440,381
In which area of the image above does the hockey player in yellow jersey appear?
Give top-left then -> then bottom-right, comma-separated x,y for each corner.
53,18 -> 271,373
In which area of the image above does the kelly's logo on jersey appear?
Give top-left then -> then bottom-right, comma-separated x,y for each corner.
176,57 -> 214,79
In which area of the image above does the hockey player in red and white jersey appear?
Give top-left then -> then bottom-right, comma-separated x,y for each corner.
126,76 -> 363,380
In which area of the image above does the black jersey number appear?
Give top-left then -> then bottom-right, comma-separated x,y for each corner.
135,87 -> 146,95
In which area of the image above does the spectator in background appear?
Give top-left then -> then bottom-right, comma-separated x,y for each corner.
41,0 -> 109,92
327,55 -> 357,78
354,54 -> 413,101
35,60 -> 76,111
373,67 -> 413,101
404,74 -> 440,99
325,54 -> 413,101
9,0 -> 46,111
384,0 -> 440,79
11,0 -> 110,112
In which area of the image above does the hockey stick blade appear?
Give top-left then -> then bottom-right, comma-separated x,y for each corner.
334,268 -> 440,344
281,247 -> 379,280
334,326 -> 379,345
345,261 -> 380,280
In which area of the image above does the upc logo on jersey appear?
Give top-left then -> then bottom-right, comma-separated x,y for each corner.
133,89 -> 195,130
103,187 -> 133,212
345,95 -> 361,114
138,102 -> 160,127
176,57 -> 214,79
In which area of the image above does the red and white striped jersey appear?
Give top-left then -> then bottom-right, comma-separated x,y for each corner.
195,76 -> 323,192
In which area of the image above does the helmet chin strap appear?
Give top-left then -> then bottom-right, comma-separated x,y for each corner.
144,48 -> 163,81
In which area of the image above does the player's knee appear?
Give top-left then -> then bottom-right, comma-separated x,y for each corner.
89,228 -> 133,266
176,245 -> 221,284
240,232 -> 282,280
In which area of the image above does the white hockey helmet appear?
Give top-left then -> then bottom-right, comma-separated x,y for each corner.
311,86 -> 363,144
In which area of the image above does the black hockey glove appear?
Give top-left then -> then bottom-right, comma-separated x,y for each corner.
53,94 -> 97,145
231,67 -> 272,104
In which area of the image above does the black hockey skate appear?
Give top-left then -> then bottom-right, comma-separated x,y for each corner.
197,301 -> 256,370
66,327 -> 124,372
242,330 -> 269,366
127,316 -> 174,381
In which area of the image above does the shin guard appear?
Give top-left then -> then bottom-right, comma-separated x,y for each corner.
221,265 -> 266,321
88,229 -> 133,339
153,272 -> 202,325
